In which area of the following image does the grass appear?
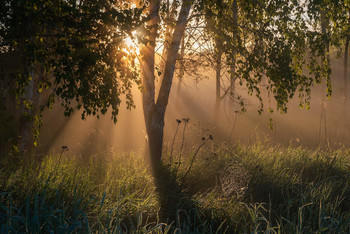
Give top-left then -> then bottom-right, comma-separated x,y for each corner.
1,142 -> 350,233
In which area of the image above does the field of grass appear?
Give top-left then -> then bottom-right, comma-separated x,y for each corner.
1,142 -> 350,233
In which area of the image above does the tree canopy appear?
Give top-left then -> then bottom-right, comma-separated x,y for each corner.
0,0 -> 349,157
0,0 -> 144,122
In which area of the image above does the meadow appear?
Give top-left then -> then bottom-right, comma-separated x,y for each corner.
1,141 -> 350,233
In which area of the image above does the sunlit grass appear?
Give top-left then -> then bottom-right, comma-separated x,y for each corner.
1,143 -> 350,232
0,152 -> 160,232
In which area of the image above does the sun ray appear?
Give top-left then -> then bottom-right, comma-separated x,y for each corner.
123,31 -> 140,56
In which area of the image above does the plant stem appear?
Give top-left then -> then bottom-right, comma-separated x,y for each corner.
181,137 -> 210,183
177,121 -> 188,171
170,123 -> 180,164
228,112 -> 239,142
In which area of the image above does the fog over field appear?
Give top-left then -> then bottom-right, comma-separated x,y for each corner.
39,55 -> 350,156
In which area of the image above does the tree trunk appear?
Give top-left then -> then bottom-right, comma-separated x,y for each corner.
19,67 -> 41,154
229,0 -> 238,109
147,110 -> 165,166
344,36 -> 349,107
345,7 -> 350,109
140,1 -> 192,221
141,0 -> 160,164
214,39 -> 222,122
141,0 -> 191,166
318,10 -> 330,146
161,0 -> 179,70
176,34 -> 186,105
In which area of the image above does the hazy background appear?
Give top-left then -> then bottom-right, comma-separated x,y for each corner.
38,55 -> 350,156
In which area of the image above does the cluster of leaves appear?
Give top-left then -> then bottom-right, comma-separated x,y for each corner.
0,0 -> 145,122
202,0 -> 348,114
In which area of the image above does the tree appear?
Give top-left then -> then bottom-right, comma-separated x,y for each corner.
305,0 -> 350,143
140,0 -> 345,166
0,0 -> 143,153
140,0 -> 193,167
2,0 -> 348,221
331,1 -> 350,110
2,0 -> 345,165
203,0 -> 228,122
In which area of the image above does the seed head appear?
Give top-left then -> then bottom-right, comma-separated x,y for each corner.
62,145 -> 69,151
182,117 -> 190,123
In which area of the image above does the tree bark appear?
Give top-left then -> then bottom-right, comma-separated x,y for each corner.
161,0 -> 179,70
229,0 -> 238,109
19,79 -> 35,154
344,36 -> 349,107
344,7 -> 350,109
141,0 -> 160,164
19,66 -> 41,154
140,2 -> 192,221
141,0 -> 192,166
214,39 -> 223,122
18,64 -> 47,155
318,10 -> 330,146
176,35 -> 186,105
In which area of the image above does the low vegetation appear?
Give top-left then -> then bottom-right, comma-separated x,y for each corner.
1,142 -> 350,233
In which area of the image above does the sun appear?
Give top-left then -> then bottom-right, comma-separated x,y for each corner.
124,31 -> 140,55
125,36 -> 134,48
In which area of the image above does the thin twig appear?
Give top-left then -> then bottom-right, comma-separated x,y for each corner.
228,111 -> 239,142
54,145 -> 68,172
170,119 -> 181,164
177,118 -> 189,171
181,135 -> 213,183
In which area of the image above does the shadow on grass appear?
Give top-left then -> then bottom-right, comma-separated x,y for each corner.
239,154 -> 350,231
151,162 -> 231,232
152,163 -> 196,225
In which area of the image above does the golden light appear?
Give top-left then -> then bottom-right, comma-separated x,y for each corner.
123,31 -> 140,56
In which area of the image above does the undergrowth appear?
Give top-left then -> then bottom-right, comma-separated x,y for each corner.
1,143 -> 350,233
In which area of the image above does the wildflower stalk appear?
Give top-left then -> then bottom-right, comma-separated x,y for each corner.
170,119 -> 182,164
177,118 -> 189,171
228,111 -> 239,142
181,135 -> 213,183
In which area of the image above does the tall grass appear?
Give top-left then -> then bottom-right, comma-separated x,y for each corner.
1,143 -> 350,233
0,152 -> 161,233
